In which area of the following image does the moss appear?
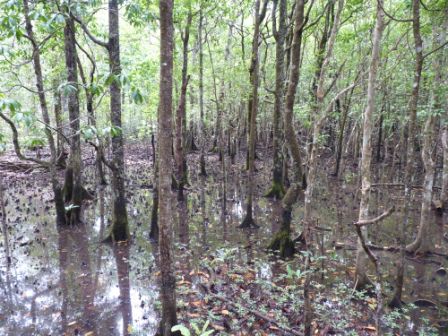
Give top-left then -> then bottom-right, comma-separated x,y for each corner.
268,229 -> 295,258
264,181 -> 285,199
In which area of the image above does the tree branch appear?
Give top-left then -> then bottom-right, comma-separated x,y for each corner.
71,14 -> 109,49
354,206 -> 395,227
0,112 -> 50,167
377,0 -> 413,23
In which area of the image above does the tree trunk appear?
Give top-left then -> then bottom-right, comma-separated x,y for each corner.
240,0 -> 267,228
158,0 -> 179,334
107,0 -> 129,242
355,0 -> 384,291
24,0 -> 66,225
398,0 -> 422,259
265,0 -> 286,199
53,80 -> 66,168
406,3 -> 443,254
76,46 -> 107,186
442,127 -> 448,210
303,0 -> 343,227
268,0 -> 305,257
174,10 -> 192,201
198,9 -> 207,177
150,133 -> 159,241
63,14 -> 83,225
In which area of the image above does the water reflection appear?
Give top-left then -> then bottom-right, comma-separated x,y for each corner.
113,242 -> 132,336
1,159 -> 447,335
57,224 -> 97,335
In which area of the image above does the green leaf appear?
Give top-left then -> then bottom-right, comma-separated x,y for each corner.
171,325 -> 191,336
131,87 -> 144,104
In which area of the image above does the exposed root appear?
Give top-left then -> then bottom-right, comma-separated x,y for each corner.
239,214 -> 259,229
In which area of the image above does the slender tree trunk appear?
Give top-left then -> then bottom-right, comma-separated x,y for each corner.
406,2 -> 444,254
158,0 -> 179,334
63,14 -> 83,225
53,80 -> 66,168
355,0 -> 384,291
107,0 -> 129,242
174,10 -> 192,201
23,0 -> 66,225
76,49 -> 107,186
302,2 -> 344,334
333,97 -> 350,177
150,133 -> 159,241
376,113 -> 383,163
442,127 -> 448,210
268,0 -> 305,257
400,0 -> 423,257
265,0 -> 286,199
198,9 -> 207,177
240,0 -> 267,228
303,0 -> 343,227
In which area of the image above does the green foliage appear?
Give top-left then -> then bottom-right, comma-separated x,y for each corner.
172,320 -> 214,336
24,137 -> 45,149
58,83 -> 78,96
0,98 -> 21,113
81,125 -> 97,141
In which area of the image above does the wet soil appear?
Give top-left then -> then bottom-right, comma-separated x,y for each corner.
0,143 -> 447,335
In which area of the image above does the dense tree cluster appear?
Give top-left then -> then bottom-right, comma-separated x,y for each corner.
0,0 -> 447,335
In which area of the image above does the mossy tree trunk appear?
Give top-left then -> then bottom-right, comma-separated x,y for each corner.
265,0 -> 286,200
107,0 -> 129,242
63,13 -> 84,225
268,0 -> 305,256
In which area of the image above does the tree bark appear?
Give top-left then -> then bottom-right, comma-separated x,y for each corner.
62,13 -> 83,225
107,0 -> 129,242
174,10 -> 192,201
406,1 -> 444,254
355,0 -> 384,290
23,0 -> 66,225
442,127 -> 448,210
268,0 -> 306,257
198,8 -> 207,177
158,0 -> 178,334
240,0 -> 268,228
265,0 -> 286,199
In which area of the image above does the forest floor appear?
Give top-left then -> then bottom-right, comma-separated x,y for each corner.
0,143 -> 447,336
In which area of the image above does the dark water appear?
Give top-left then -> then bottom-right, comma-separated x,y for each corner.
0,152 -> 447,335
